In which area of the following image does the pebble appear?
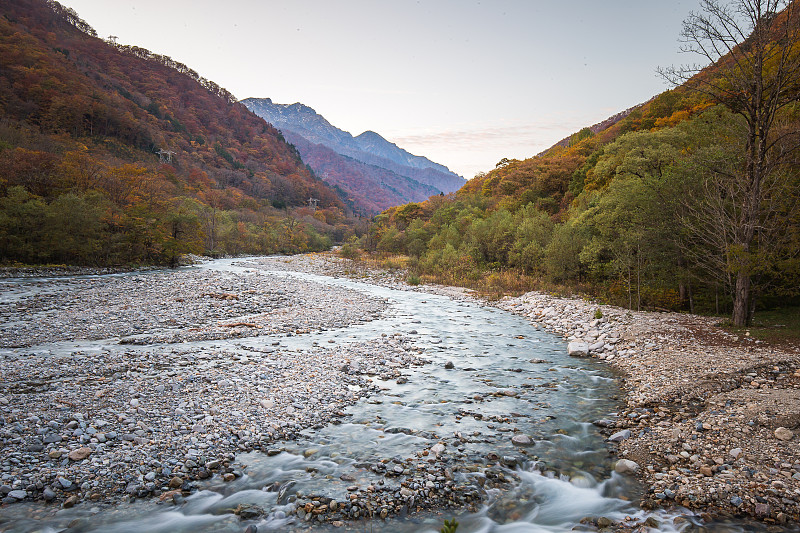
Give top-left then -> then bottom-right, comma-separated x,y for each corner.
607,429 -> 631,442
511,434 -> 533,446
62,495 -> 79,508
67,447 -> 92,461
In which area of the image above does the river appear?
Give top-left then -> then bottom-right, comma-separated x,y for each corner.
0,258 -> 776,532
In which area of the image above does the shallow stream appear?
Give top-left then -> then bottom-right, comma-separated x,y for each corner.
0,259 -> 776,532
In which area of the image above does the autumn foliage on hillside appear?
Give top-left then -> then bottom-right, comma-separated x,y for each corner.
459,88 -> 712,215
366,1 -> 800,321
0,0 -> 353,265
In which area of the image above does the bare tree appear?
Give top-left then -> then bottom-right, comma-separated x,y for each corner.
660,0 -> 800,326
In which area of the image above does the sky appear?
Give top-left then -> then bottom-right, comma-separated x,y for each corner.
60,0 -> 706,179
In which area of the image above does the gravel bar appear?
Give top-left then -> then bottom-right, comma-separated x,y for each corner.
0,259 -> 419,509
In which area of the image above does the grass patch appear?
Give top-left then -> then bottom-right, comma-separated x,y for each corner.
360,252 -> 413,271
727,306 -> 800,348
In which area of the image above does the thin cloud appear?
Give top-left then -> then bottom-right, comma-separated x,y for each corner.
386,109 -> 627,177
391,120 -> 593,152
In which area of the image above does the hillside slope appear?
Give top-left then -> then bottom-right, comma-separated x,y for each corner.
366,1 -> 799,330
0,0 -> 352,265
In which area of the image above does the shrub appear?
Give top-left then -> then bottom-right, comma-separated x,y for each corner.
337,243 -> 359,260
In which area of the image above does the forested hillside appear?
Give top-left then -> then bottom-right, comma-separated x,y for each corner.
0,0 -> 355,266
364,0 -> 800,326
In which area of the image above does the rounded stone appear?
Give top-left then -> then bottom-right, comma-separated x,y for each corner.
614,459 -> 640,475
511,434 -> 533,446
67,447 -> 92,461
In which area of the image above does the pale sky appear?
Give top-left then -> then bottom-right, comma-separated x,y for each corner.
59,1 -> 705,178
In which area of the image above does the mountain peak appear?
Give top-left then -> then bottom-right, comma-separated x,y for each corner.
242,97 -> 465,213
287,102 -> 317,114
355,130 -> 384,141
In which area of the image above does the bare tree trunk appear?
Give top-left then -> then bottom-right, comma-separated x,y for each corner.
627,266 -> 632,309
732,271 -> 751,326
636,245 -> 641,312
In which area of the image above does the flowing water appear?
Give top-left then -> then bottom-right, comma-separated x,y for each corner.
0,259 -> 779,532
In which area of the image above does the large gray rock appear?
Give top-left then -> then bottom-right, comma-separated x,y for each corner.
588,341 -> 605,352
608,429 -> 631,442
614,459 -> 640,475
775,427 -> 793,441
511,434 -> 533,446
567,341 -> 589,356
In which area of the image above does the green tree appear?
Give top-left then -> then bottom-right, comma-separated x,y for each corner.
673,106 -> 800,316
0,187 -> 46,262
579,176 -> 678,310
163,197 -> 204,266
508,206 -> 554,274
44,191 -> 109,264
544,221 -> 588,283
660,0 -> 800,325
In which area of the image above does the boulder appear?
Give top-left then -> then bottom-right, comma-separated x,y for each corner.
775,427 -> 793,441
614,459 -> 640,474
567,341 -> 589,356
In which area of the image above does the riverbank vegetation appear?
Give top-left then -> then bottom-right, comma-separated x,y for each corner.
357,1 -> 800,328
358,101 -> 799,318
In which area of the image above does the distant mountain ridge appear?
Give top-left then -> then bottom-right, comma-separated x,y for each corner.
241,98 -> 465,214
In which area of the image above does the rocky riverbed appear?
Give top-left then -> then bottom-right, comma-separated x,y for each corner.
494,293 -> 800,525
2,253 -> 798,531
0,261 -> 419,510
262,253 -> 800,525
